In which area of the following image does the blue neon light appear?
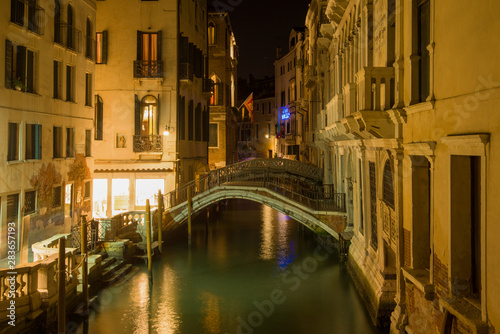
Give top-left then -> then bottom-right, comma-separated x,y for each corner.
281,108 -> 290,120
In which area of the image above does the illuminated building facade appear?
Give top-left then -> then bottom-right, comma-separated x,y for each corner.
93,0 -> 209,217
207,10 -> 238,169
274,28 -> 307,161
0,0 -> 96,260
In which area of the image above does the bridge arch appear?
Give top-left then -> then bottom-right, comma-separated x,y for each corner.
167,186 -> 346,239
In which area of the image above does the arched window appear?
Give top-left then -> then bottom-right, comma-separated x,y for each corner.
86,18 -> 93,59
54,0 -> 62,43
67,5 -> 74,49
141,95 -> 158,136
208,22 -> 216,45
210,74 -> 222,106
382,159 -> 395,209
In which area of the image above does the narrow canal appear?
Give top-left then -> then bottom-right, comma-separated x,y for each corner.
79,200 -> 387,334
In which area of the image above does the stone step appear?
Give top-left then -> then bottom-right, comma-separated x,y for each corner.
103,264 -> 133,286
100,256 -> 116,271
102,260 -> 127,281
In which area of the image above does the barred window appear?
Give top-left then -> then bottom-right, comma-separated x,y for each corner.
53,186 -> 62,207
24,190 -> 36,214
84,181 -> 91,199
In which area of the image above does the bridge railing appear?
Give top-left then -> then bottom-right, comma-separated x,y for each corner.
164,163 -> 346,213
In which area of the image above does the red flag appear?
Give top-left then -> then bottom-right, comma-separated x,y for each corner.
242,93 -> 254,124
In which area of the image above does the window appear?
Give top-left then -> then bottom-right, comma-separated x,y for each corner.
450,155 -> 482,299
179,96 -> 186,140
7,194 -> 20,250
417,0 -> 430,102
66,127 -> 75,157
84,181 -> 91,199
85,129 -> 91,157
5,41 -> 36,93
135,95 -> 158,136
52,186 -> 62,207
382,160 -> 395,209
210,74 -> 223,106
8,123 -> 19,162
209,123 -> 218,148
268,102 -> 271,114
53,60 -> 62,99
281,91 -> 286,107
53,126 -> 63,158
11,0 -> 44,35
208,22 -> 216,45
268,123 -> 271,137
289,78 -> 296,102
24,190 -> 36,215
135,31 -> 162,78
54,0 -> 62,44
85,73 -> 92,106
26,124 -> 42,160
369,162 -> 378,250
410,156 -> 431,270
66,65 -> 74,102
85,18 -> 94,60
203,107 -> 209,142
188,100 -> 194,140
95,95 -> 103,140
195,103 -> 202,141
255,124 -> 259,139
67,5 -> 75,50
96,31 -> 108,64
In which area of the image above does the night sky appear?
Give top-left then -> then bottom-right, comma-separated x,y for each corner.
223,0 -> 311,79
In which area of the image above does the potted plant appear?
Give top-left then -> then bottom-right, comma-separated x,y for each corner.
12,77 -> 25,91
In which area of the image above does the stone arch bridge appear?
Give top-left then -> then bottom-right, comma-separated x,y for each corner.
162,159 -> 348,239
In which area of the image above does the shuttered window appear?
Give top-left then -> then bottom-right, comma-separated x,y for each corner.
66,127 -> 75,157
25,124 -> 42,160
96,31 -> 108,64
53,126 -> 63,158
188,100 -> 194,141
8,122 -> 19,161
179,96 -> 186,140
95,95 -> 103,140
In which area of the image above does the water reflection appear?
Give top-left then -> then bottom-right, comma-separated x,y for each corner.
79,200 -> 386,334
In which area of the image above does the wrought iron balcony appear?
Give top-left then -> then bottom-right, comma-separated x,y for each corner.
133,135 -> 163,153
85,36 -> 96,61
134,60 -> 164,79
11,0 -> 45,35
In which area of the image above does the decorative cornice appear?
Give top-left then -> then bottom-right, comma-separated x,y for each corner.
404,142 -> 436,156
404,101 -> 435,115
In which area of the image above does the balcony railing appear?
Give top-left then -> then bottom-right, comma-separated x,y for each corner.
54,20 -> 81,52
356,67 -> 395,111
11,0 -> 45,35
134,60 -> 164,78
133,135 -> 163,153
179,62 -> 194,82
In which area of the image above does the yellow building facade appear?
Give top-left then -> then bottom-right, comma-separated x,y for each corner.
306,0 -> 500,332
0,0 -> 95,260
93,0 -> 209,217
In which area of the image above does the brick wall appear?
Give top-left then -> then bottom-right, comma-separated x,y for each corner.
405,282 -> 444,334
433,254 -> 449,297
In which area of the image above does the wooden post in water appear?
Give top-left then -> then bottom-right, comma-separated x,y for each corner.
81,216 -> 89,316
146,199 -> 153,284
158,190 -> 163,255
187,186 -> 192,246
58,237 -> 66,334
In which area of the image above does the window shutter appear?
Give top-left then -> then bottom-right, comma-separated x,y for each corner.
137,31 -> 143,60
5,40 -> 13,88
27,50 -> 34,93
36,124 -> 42,159
157,30 -> 162,61
102,30 -> 108,64
157,94 -> 160,135
135,94 -> 141,135
180,36 -> 188,63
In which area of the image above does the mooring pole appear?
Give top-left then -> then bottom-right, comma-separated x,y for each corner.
187,186 -> 192,246
146,199 -> 153,284
81,216 -> 89,316
58,237 -> 66,334
158,190 -> 163,255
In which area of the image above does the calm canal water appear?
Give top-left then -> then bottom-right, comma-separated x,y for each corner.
78,200 -> 387,334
